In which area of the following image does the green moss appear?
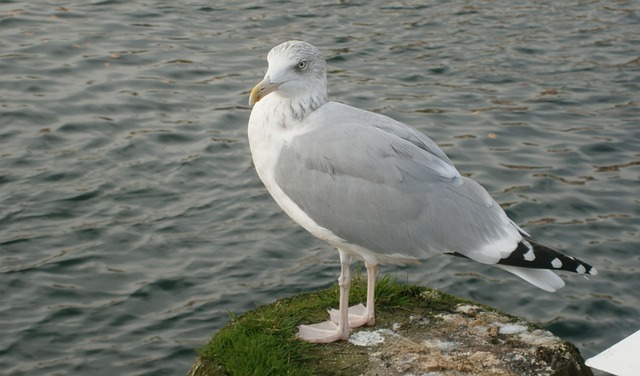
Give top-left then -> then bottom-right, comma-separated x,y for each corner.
192,275 -> 474,376
197,299 -> 316,376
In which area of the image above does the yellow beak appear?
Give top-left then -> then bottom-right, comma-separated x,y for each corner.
248,76 -> 281,105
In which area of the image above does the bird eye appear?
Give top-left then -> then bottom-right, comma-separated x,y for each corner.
297,59 -> 307,70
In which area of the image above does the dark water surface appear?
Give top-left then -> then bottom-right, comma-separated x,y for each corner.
1,1 -> 639,375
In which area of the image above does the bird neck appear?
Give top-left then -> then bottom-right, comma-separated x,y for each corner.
280,91 -> 328,121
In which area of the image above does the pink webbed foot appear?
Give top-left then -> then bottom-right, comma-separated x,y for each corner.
329,303 -> 375,328
298,321 -> 349,343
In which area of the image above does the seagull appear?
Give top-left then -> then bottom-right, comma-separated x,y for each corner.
247,40 -> 596,343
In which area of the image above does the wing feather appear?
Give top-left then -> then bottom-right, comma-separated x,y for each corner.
274,102 -> 521,263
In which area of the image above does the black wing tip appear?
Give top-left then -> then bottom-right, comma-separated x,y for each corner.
498,236 -> 597,275
584,264 -> 598,276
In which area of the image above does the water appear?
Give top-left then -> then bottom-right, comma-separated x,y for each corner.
0,1 -> 638,375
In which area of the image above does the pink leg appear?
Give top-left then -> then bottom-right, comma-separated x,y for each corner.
328,260 -> 378,328
364,261 -> 378,326
298,250 -> 353,343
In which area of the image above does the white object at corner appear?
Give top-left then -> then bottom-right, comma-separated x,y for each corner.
586,329 -> 640,376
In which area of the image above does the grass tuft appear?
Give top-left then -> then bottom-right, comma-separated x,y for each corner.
199,304 -> 315,376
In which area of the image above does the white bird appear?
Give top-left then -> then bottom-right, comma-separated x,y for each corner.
247,40 -> 597,343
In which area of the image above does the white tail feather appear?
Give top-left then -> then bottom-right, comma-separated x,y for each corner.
496,265 -> 565,292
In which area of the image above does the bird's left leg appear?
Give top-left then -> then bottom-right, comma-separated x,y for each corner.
329,261 -> 377,328
297,249 -> 353,343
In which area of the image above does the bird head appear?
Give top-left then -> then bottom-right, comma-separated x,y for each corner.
249,40 -> 328,106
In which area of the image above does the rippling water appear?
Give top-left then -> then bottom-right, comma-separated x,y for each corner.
1,1 -> 638,375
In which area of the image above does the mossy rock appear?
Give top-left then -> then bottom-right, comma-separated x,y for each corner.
188,275 -> 592,376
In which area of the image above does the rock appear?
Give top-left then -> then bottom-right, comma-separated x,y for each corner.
188,277 -> 593,376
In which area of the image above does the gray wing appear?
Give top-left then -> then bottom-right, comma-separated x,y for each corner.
275,102 -> 519,264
